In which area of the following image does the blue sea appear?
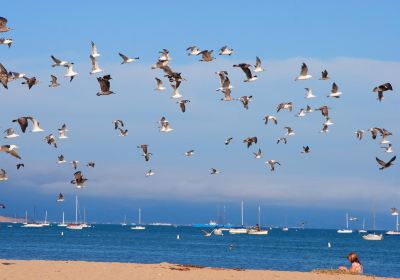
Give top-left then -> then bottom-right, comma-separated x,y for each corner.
0,225 -> 399,278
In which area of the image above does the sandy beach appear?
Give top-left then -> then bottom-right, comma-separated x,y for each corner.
0,260 -> 397,280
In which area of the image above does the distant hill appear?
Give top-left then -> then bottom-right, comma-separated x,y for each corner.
0,215 -> 24,223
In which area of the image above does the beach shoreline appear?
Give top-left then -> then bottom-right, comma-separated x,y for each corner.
0,259 -> 397,280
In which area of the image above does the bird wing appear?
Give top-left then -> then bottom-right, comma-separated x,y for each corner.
51,75 -> 57,83
0,17 -> 7,28
180,102 -> 186,112
91,41 -> 98,54
8,149 -> 21,159
16,117 -> 28,133
375,157 -> 386,167
388,156 -> 396,165
119,52 -> 129,61
300,63 -> 308,76
331,83 -> 338,93
242,66 -> 253,80
74,171 -> 82,181
90,55 -> 99,68
51,55 -> 61,64
255,56 -> 261,67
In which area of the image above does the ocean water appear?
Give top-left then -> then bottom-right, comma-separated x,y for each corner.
0,225 -> 399,278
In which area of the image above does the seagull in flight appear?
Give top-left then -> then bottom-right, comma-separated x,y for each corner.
145,169 -> 155,177
219,45 -> 234,56
64,63 -> 78,82
301,146 -> 311,154
239,96 -> 252,110
91,41 -> 101,57
44,134 -> 57,148
21,76 -> 38,89
71,160 -> 79,170
266,160 -> 281,171
263,115 -> 278,125
90,55 -> 103,74
154,78 -> 166,91
254,56 -> 264,72
71,171 -> 87,188
185,150 -> 194,157
58,124 -> 68,139
198,50 -> 215,62
224,137 -> 233,145
304,88 -> 316,99
4,128 -> 19,138
233,63 -> 258,82
295,63 -> 312,81
373,83 -> 393,102
381,143 -> 393,153
253,148 -> 262,159
178,100 -> 190,113
0,17 -> 11,33
0,169 -> 7,181
355,130 -> 365,140
243,137 -> 257,148
96,75 -> 114,96
277,102 -> 293,112
57,155 -> 66,164
319,70 -> 329,80
210,168 -> 221,175
376,156 -> 396,170
0,145 -> 21,159
186,46 -> 201,56
51,55 -> 69,67
49,75 -> 60,87
0,38 -> 12,48
327,82 -> 342,98
118,52 -> 139,64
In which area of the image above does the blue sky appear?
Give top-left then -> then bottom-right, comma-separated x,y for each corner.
0,1 -> 399,228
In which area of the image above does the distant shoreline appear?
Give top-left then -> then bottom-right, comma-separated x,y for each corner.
0,259 -> 397,280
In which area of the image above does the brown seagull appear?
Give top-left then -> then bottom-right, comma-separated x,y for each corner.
376,156 -> 396,170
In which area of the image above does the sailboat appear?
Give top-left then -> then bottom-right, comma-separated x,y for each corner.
81,208 -> 91,228
121,215 -> 127,226
337,213 -> 353,233
385,208 -> 400,236
131,208 -> 146,230
247,205 -> 268,235
282,215 -> 289,231
67,195 -> 83,230
58,211 -> 67,227
229,201 -> 247,234
22,207 -> 44,228
362,210 -> 382,240
358,217 -> 367,233
41,210 -> 50,226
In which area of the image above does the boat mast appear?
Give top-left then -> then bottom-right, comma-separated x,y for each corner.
45,210 -> 48,224
362,217 -> 365,230
62,211 -> 65,224
258,205 -> 261,225
346,213 -> 349,229
25,210 -> 27,224
241,201 -> 244,227
75,195 -> 78,224
138,208 -> 141,225
397,214 -> 399,232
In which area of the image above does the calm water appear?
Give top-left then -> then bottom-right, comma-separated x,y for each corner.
0,225 -> 399,277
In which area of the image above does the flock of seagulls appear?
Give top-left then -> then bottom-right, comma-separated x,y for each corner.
0,16 -> 397,209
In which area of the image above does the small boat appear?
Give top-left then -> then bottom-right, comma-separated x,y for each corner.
192,220 -> 219,228
121,215 -> 127,226
229,201 -> 247,234
247,206 -> 268,235
282,226 -> 289,232
337,213 -> 353,233
81,208 -> 91,228
358,217 -> 367,233
385,208 -> 400,236
362,210 -> 382,241
131,208 -> 146,230
41,210 -> 50,226
58,211 -> 67,227
362,233 -> 383,240
22,208 -> 44,228
67,195 -> 83,230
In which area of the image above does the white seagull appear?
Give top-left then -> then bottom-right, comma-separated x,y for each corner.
64,63 -> 78,82
304,88 -> 316,98
295,63 -> 312,81
91,41 -> 101,57
254,56 -> 264,72
327,82 -> 342,98
118,52 -> 139,64
154,78 -> 166,91
90,55 -> 103,74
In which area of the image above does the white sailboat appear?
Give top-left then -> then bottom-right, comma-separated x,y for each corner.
81,208 -> 91,228
229,201 -> 247,234
67,195 -> 83,230
337,213 -> 353,233
41,210 -> 50,226
22,208 -> 44,228
358,217 -> 367,233
385,208 -> 400,236
362,211 -> 382,241
131,208 -> 146,230
248,205 -> 268,235
121,215 -> 127,226
58,211 -> 67,227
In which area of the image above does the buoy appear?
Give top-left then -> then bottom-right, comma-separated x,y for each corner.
177,234 -> 180,240
61,231 -> 64,236
328,242 -> 331,248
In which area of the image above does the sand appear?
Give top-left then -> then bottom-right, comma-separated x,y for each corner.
0,260 -> 397,280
